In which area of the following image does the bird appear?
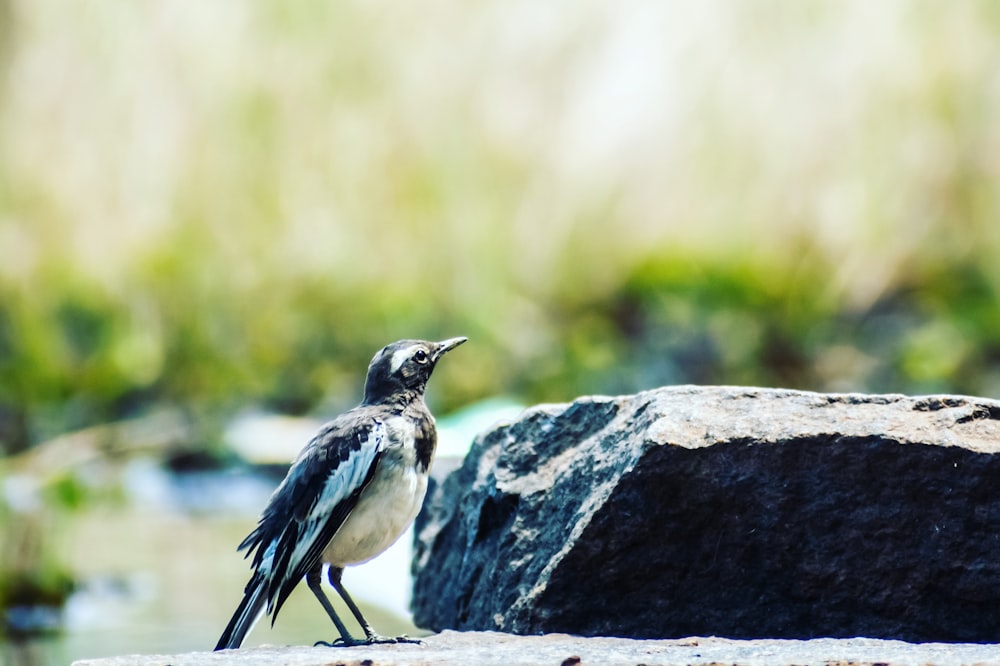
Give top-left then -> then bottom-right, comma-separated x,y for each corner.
215,336 -> 467,650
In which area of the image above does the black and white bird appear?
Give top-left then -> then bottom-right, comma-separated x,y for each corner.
215,337 -> 467,650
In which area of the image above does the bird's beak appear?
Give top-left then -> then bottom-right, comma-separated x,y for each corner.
433,336 -> 468,361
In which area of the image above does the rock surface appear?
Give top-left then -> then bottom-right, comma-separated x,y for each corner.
411,386 -> 1000,642
69,630 -> 1000,666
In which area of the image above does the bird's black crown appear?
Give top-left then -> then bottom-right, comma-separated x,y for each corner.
362,337 -> 466,405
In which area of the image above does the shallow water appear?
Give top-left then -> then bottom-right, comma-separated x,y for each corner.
1,468 -> 423,665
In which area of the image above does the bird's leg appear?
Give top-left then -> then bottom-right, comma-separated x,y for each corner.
327,567 -> 422,645
306,564 -> 365,647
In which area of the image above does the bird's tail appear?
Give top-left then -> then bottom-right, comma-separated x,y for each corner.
215,571 -> 268,651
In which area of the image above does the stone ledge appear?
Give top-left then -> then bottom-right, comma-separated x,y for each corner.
71,630 -> 1000,666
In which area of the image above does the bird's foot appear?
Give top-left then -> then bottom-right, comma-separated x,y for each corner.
362,633 -> 422,645
314,634 -> 422,648
380,634 -> 423,645
314,636 -> 367,648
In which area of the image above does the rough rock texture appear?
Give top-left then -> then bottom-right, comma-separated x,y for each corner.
69,631 -> 1000,666
411,386 -> 1000,642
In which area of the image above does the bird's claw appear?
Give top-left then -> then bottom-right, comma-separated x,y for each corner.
362,633 -> 423,645
313,637 -> 364,647
314,634 -> 422,648
385,634 -> 423,645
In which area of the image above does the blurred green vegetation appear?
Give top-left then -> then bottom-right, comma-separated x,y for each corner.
0,465 -> 76,634
1,1 -> 999,455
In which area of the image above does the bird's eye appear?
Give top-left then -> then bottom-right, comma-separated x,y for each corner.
413,349 -> 429,363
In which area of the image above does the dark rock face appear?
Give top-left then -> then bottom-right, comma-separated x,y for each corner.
411,386 -> 1000,642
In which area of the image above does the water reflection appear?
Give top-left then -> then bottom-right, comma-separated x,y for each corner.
1,465 -> 424,664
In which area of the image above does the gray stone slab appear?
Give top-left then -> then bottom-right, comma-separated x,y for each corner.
71,630 -> 1000,666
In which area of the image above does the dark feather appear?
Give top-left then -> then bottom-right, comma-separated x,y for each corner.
215,570 -> 267,650
233,409 -> 386,623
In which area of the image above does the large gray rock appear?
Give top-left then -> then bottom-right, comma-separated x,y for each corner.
411,386 -> 1000,642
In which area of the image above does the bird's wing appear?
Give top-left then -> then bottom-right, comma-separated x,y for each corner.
237,412 -> 386,620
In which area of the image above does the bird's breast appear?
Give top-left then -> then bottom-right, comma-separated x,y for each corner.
321,420 -> 430,568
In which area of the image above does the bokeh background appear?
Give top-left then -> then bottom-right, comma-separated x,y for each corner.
1,0 -> 999,662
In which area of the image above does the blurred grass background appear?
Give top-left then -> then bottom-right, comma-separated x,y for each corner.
0,1 -> 999,657
1,0 -> 999,454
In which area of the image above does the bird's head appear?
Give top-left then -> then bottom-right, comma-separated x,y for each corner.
362,337 -> 467,405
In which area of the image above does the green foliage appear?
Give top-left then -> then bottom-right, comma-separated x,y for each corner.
41,473 -> 90,512
541,254 -> 1000,400
0,493 -> 76,635
0,569 -> 74,610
